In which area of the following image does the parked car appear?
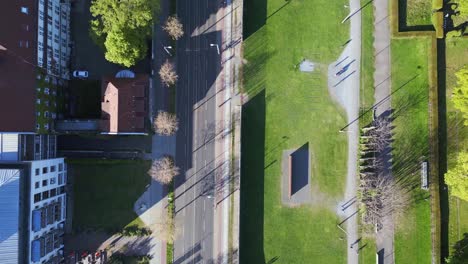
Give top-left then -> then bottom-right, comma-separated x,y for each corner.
73,70 -> 88,78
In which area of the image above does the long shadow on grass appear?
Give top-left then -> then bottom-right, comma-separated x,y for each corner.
437,38 -> 449,263
239,90 -> 266,264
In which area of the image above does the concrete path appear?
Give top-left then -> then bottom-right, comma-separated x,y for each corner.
327,0 -> 361,263
133,0 -> 175,262
373,0 -> 395,262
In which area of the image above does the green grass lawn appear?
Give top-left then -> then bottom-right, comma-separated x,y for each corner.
360,0 -> 375,114
445,37 -> 468,253
240,0 -> 350,262
71,159 -> 151,233
360,0 -> 376,128
390,37 -> 432,263
406,0 -> 432,26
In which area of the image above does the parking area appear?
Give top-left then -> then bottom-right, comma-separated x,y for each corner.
70,0 -> 150,80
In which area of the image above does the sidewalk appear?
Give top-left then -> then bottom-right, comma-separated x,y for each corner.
373,0 -> 395,262
134,0 -> 175,262
327,0 -> 362,263
212,0 -> 243,262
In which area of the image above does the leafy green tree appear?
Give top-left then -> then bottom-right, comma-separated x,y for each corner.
453,66 -> 468,125
458,0 -> 468,19
104,29 -> 146,67
445,151 -> 468,201
89,0 -> 156,66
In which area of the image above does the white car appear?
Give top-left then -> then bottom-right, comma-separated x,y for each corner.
73,70 -> 88,78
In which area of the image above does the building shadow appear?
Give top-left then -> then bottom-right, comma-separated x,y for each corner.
172,243 -> 202,264
243,0 -> 267,39
239,90 -> 266,264
448,233 -> 468,261
173,27 -> 222,188
290,143 -> 309,195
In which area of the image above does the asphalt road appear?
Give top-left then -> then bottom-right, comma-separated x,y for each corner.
173,0 -> 223,263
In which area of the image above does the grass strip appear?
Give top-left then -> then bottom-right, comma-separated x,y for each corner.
166,182 -> 175,264
391,37 -> 432,264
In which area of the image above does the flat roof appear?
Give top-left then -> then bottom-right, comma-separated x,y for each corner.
0,169 -> 21,264
0,134 -> 19,161
0,1 -> 37,132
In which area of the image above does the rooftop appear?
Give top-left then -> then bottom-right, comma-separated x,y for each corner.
0,1 -> 37,132
100,74 -> 148,134
0,169 -> 21,264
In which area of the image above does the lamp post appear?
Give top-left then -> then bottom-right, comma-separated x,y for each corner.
163,45 -> 173,56
210,43 -> 220,55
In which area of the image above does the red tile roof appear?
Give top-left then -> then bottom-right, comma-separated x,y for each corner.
100,74 -> 148,134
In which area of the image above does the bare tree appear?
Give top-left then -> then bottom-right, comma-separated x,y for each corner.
359,175 -> 410,229
159,60 -> 178,87
154,111 -> 178,135
148,156 -> 180,184
163,16 -> 184,40
150,213 -> 180,243
367,117 -> 392,152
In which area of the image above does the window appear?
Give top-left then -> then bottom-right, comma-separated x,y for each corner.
34,193 -> 41,203
50,188 -> 56,197
35,182 -> 40,189
35,168 -> 40,176
42,167 -> 48,174
42,191 -> 49,199
42,179 -> 48,187
21,7 -> 29,14
36,99 -> 41,104
50,166 -> 56,172
36,124 -> 40,130
37,112 -> 41,117
50,177 -> 56,184
44,111 -> 49,118
58,164 -> 63,172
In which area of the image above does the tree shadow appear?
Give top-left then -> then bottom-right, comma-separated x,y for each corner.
447,233 -> 468,262
239,90 -> 266,263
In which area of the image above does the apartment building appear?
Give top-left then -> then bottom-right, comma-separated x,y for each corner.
0,0 -> 71,133
0,158 -> 67,264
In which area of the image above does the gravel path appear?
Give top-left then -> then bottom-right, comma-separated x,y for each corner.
327,0 -> 361,263
373,0 -> 395,262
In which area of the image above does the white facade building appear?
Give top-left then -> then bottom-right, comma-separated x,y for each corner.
0,158 -> 67,264
29,158 -> 67,263
37,0 -> 71,79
